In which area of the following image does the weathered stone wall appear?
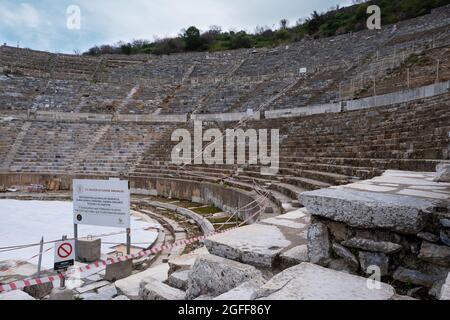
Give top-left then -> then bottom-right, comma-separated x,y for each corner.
0,173 -> 261,222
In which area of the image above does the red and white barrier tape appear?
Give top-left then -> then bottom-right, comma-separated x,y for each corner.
0,226 -> 238,293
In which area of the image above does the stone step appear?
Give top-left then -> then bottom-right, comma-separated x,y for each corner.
281,176 -> 330,191
270,182 -> 307,200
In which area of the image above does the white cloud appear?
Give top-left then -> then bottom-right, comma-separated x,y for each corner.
0,2 -> 41,28
0,0 -> 352,53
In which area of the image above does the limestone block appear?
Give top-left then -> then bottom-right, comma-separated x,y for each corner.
307,223 -> 331,266
168,254 -> 199,274
105,260 -> 133,282
139,277 -> 185,300
299,189 -> 437,234
255,263 -> 395,300
204,224 -> 291,268
186,254 -> 263,300
76,238 -> 101,263
167,270 -> 189,291
279,245 -> 309,269
115,263 -> 169,300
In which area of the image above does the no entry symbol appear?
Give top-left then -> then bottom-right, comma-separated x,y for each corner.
57,242 -> 73,259
54,239 -> 75,271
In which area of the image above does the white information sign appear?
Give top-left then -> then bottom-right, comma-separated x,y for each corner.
73,179 -> 130,228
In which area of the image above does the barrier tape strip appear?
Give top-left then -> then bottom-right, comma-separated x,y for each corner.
0,225 -> 240,293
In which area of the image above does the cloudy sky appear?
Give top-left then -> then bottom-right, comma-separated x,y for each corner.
0,0 -> 352,54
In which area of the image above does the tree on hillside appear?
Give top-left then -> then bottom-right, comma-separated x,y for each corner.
182,26 -> 205,51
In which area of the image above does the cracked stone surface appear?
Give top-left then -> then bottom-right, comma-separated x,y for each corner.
204,224 -> 291,268
255,263 -> 395,300
204,209 -> 310,268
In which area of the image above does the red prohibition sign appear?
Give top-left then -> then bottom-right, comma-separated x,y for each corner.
57,243 -> 73,259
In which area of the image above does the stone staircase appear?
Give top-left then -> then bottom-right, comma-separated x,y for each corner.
71,124 -> 111,173
0,121 -> 31,171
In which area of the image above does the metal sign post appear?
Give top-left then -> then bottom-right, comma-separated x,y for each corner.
37,237 -> 44,277
54,236 -> 75,289
126,228 -> 131,255
73,224 -> 78,261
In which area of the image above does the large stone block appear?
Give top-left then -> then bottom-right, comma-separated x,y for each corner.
105,260 -> 133,282
167,270 -> 189,291
255,263 -> 395,300
279,245 -> 309,269
76,238 -> 101,263
115,263 -> 169,300
299,189 -> 437,234
204,224 -> 291,268
186,254 -> 263,300
139,277 -> 185,300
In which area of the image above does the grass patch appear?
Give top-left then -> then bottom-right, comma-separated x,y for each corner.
193,205 -> 222,215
